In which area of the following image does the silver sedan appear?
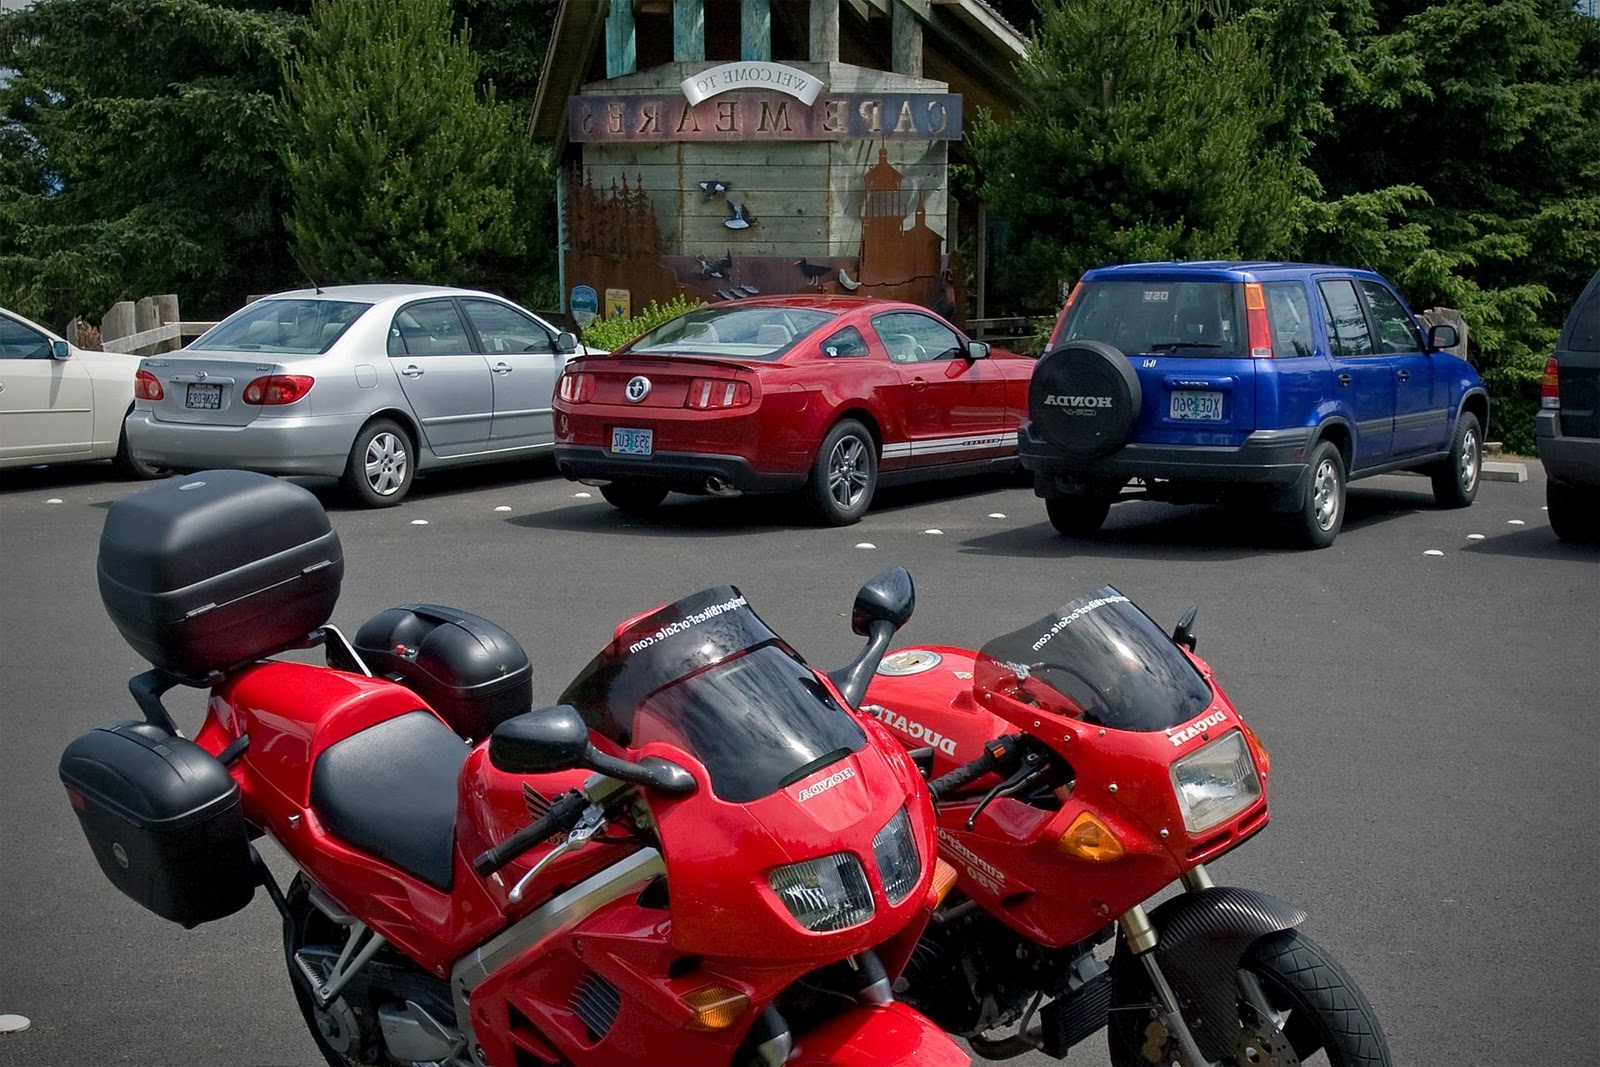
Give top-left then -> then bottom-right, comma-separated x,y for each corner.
125,284 -> 599,506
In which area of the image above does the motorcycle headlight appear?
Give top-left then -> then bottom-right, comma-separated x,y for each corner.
871,808 -> 921,905
1170,730 -> 1262,833
769,852 -> 875,932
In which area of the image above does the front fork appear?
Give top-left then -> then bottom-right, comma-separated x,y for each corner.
1117,864 -> 1282,1067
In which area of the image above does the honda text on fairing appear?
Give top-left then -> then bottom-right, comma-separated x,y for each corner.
862,589 -> 1393,1067
61,470 -> 969,1067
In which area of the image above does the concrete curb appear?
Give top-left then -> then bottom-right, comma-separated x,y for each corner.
1482,460 -> 1528,483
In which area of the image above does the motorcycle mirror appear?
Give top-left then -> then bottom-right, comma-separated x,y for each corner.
1172,605 -> 1199,651
850,566 -> 915,637
489,704 -> 590,774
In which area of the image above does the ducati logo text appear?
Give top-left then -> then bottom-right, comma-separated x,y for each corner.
866,705 -> 958,755
1167,710 -> 1228,747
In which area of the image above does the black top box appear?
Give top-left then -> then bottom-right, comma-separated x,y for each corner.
98,470 -> 344,678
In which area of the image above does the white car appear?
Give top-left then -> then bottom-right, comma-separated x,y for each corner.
0,305 -> 161,477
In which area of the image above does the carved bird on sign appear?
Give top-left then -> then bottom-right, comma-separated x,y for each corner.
697,251 -> 733,279
737,284 -> 760,296
838,267 -> 863,291
716,289 -> 738,301
724,202 -> 756,230
796,258 -> 832,288
699,179 -> 731,201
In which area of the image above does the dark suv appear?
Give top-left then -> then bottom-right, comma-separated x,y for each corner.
1536,269 -> 1600,543
1020,261 -> 1490,548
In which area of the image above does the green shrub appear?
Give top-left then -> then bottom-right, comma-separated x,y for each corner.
581,295 -> 704,352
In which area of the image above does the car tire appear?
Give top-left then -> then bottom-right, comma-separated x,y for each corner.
341,419 -> 413,508
1028,340 -> 1141,459
1045,494 -> 1111,537
1289,440 -> 1346,549
113,420 -> 167,480
600,481 -> 668,514
1547,479 -> 1599,543
1430,412 -> 1481,508
808,419 -> 877,526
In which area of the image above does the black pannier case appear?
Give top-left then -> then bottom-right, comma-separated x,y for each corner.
98,470 -> 343,678
59,721 -> 255,927
353,604 -> 532,741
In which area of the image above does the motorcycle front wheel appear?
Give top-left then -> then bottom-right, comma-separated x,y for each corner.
1107,929 -> 1392,1067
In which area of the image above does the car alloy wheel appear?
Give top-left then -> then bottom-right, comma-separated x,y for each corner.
365,431 -> 408,497
1457,426 -> 1479,494
1311,455 -> 1340,532
827,435 -> 871,510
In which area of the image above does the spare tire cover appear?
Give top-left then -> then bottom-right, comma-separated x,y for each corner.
1028,340 -> 1141,459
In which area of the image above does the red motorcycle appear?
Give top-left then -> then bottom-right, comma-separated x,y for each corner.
61,471 -> 968,1067
861,588 -> 1391,1067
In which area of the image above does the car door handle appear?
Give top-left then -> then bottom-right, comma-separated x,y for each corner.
1396,369 -> 1410,382
491,363 -> 513,375
1337,373 -> 1352,387
910,376 -> 928,390
401,365 -> 424,378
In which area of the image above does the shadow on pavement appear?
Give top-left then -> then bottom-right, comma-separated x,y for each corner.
1461,526 -> 1598,560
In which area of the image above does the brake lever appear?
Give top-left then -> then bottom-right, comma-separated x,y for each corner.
964,749 -> 1046,831
507,805 -> 606,904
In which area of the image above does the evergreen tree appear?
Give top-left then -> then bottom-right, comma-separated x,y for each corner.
452,0 -> 559,100
966,0 -> 1308,312
278,0 -> 554,300
0,0 -> 308,326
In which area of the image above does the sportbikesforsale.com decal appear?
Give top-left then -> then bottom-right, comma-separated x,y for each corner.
628,594 -> 748,654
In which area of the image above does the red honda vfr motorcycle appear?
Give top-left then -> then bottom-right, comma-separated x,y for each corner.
861,588 -> 1392,1067
61,470 -> 968,1067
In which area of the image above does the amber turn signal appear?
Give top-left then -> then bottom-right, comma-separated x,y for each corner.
931,857 -> 959,905
682,984 -> 749,1031
1238,718 -> 1270,777
1057,811 -> 1125,862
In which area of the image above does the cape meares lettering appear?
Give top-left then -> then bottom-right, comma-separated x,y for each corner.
569,93 -> 963,143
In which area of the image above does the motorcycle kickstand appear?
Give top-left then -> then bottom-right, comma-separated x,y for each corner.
1122,905 -> 1220,1067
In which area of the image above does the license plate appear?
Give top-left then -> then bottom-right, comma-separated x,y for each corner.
1170,391 -> 1223,421
611,427 -> 653,456
185,383 -> 222,410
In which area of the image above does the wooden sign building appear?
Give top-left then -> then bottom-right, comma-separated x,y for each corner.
530,0 -> 1028,327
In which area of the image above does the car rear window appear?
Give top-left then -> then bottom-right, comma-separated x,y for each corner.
1057,281 -> 1243,357
1560,274 -> 1600,353
1264,282 -> 1315,358
195,299 -> 370,355
627,306 -> 835,361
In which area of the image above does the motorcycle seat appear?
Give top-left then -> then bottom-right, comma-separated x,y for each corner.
309,711 -> 468,890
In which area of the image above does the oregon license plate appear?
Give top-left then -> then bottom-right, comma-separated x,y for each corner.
1170,391 -> 1223,420
611,427 -> 653,456
185,383 -> 222,410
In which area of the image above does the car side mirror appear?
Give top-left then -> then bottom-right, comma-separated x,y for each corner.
966,340 -> 991,360
51,339 -> 71,360
489,704 -> 590,774
1427,323 -> 1459,351
555,331 -> 579,354
851,565 -> 915,637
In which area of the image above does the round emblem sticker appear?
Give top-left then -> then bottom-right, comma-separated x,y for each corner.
625,376 -> 652,403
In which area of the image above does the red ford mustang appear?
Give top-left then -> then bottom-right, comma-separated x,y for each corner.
551,296 -> 1035,524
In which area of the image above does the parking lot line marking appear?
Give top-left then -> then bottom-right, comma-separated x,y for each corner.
1467,534 -> 1486,540
494,506 -> 512,512
410,519 -> 429,526
987,512 -> 1006,519
1424,550 -> 1445,556
922,529 -> 943,535
0,1014 -> 30,1034
1507,519 -> 1525,525
45,498 -> 62,505
574,492 -> 592,498
855,542 -> 876,549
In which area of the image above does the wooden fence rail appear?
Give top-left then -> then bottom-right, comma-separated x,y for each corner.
79,295 -> 218,356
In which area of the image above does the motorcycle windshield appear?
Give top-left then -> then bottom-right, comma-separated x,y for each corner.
560,586 -> 866,803
973,586 -> 1213,733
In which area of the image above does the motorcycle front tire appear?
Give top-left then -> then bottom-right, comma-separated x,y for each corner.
1107,928 -> 1392,1067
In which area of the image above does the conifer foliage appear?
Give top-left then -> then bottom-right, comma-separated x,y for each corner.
277,0 -> 550,290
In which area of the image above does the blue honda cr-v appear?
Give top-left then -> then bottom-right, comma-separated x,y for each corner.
1020,261 -> 1490,548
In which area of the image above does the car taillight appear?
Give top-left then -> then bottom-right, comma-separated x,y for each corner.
558,371 -> 595,403
133,369 -> 164,401
685,377 -> 751,410
1541,357 -> 1560,410
1244,282 -> 1272,358
242,375 -> 313,405
1048,281 -> 1084,349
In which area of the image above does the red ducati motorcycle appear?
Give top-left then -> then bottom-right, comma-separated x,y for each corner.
61,470 -> 968,1067
861,588 -> 1391,1067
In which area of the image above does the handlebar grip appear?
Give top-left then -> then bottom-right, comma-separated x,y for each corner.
928,734 -> 1024,801
472,790 -> 587,877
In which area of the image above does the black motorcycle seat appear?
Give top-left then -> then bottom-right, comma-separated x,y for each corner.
310,711 -> 468,890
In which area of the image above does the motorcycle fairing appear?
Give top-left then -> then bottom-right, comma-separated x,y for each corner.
784,1001 -> 971,1067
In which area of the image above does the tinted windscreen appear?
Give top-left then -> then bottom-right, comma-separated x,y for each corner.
195,299 -> 370,355
627,306 -> 834,361
560,586 -> 865,803
973,587 -> 1212,733
1059,282 -> 1242,356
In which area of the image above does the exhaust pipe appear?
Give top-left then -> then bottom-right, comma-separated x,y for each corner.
704,475 -> 742,498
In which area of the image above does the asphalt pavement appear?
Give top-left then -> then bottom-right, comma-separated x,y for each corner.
1,457 -> 1595,1067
